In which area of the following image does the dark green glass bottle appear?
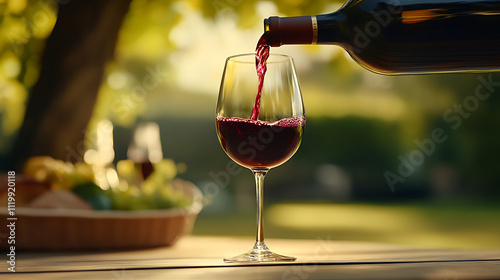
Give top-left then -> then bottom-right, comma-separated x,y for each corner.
264,0 -> 500,74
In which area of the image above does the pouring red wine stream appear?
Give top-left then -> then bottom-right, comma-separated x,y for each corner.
251,35 -> 270,121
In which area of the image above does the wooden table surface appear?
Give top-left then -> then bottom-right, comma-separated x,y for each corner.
4,235 -> 500,279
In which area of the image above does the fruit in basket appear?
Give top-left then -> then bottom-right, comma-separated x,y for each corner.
21,156 -> 193,211
23,156 -> 95,190
106,158 -> 191,210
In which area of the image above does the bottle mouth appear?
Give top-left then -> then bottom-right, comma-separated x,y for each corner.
263,16 -> 314,46
263,17 -> 281,47
264,18 -> 271,32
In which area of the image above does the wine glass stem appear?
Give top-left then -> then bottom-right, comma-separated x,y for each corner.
253,169 -> 268,245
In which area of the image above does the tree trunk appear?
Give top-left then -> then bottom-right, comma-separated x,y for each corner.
11,0 -> 132,170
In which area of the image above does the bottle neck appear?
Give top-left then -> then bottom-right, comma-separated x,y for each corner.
264,13 -> 341,47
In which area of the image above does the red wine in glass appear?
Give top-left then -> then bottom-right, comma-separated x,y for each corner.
216,116 -> 305,169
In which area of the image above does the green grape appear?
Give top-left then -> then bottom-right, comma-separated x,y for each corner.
154,159 -> 177,181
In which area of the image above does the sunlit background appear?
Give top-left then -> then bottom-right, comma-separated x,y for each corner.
1,0 -> 499,249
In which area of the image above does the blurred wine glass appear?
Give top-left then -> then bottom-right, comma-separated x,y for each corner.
127,122 -> 164,180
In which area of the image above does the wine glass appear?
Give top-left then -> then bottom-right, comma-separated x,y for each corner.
215,53 -> 305,262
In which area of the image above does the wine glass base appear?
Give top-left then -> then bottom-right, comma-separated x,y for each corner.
224,243 -> 296,263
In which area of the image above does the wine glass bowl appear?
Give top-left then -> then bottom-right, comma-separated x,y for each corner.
216,116 -> 304,170
216,53 -> 305,262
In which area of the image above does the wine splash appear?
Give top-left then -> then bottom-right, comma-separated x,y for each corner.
251,34 -> 270,121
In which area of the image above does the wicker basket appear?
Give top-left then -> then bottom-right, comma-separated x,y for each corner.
0,180 -> 203,250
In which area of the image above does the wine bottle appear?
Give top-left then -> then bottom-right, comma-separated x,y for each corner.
263,0 -> 500,74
